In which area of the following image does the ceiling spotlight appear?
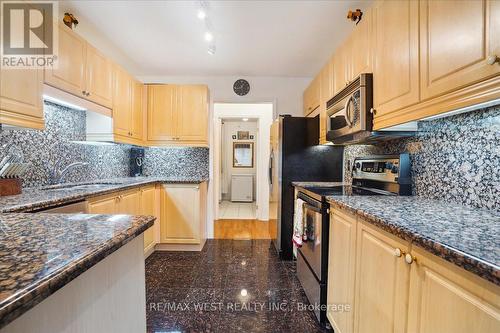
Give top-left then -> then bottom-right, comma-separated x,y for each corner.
197,9 -> 206,20
204,31 -> 214,42
242,118 -> 249,122
208,44 -> 216,55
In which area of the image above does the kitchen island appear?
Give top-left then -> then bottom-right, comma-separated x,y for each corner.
0,212 -> 155,332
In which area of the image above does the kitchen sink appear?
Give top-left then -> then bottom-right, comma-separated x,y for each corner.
40,182 -> 123,191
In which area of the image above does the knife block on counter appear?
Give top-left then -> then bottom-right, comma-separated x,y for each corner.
0,178 -> 22,196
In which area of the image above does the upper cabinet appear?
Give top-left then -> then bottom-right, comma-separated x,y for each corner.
112,65 -> 144,145
85,44 -> 113,108
332,42 -> 349,95
147,84 -> 208,146
0,67 -> 44,129
372,0 -> 420,119
44,24 -> 113,108
349,8 -> 373,80
419,0 -> 500,100
303,75 -> 321,115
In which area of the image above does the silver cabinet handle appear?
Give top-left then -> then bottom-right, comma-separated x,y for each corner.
405,253 -> 416,264
394,248 -> 403,257
370,108 -> 376,115
487,55 -> 499,65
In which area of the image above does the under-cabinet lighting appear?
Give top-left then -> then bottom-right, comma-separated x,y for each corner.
421,98 -> 500,121
71,141 -> 116,146
43,94 -> 87,111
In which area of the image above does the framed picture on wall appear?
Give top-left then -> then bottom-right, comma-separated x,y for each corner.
232,135 -> 237,140
237,131 -> 250,140
233,142 -> 254,168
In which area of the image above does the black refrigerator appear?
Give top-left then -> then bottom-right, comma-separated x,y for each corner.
268,115 -> 343,260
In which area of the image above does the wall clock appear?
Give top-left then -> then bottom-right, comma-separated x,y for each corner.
233,79 -> 250,96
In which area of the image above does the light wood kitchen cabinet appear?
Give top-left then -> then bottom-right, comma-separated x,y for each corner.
319,62 -> 333,144
45,24 -> 113,108
85,44 -> 113,108
0,67 -> 44,129
303,75 -> 320,115
140,185 -> 158,253
353,219 -> 411,333
44,24 -> 86,99
348,8 -> 373,80
332,42 -> 349,95
372,0 -> 420,122
407,246 -> 500,333
87,194 -> 118,214
147,84 -> 208,146
176,85 -> 208,142
160,182 -> 207,247
112,66 -> 144,145
116,189 -> 140,215
327,209 -> 358,333
419,0 -> 500,100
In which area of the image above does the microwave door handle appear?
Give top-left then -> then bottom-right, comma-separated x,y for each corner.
344,95 -> 353,128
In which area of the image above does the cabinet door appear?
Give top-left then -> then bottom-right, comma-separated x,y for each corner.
131,80 -> 144,140
113,65 -> 133,138
407,246 -> 500,333
353,220 -> 410,333
303,75 -> 320,115
117,190 -> 140,215
349,8 -> 373,80
333,42 -> 349,95
141,186 -> 157,251
420,0 -> 500,100
319,61 -> 333,143
0,67 -> 44,129
176,85 -> 208,143
160,184 -> 201,244
372,0 -> 419,118
147,85 -> 176,141
44,24 -> 86,98
85,44 -> 113,108
327,209 -> 357,333
87,196 -> 117,214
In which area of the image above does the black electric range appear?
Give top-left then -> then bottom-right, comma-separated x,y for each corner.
294,154 -> 411,327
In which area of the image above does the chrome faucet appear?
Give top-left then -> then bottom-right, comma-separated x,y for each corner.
49,161 -> 89,185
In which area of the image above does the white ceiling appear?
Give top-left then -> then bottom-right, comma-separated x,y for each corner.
63,0 -> 371,77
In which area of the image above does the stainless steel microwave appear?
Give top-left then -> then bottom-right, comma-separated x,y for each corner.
326,73 -> 373,144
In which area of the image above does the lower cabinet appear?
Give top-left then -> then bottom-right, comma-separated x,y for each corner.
407,246 -> 500,333
327,207 -> 500,333
159,182 -> 207,246
353,219 -> 411,333
140,185 -> 159,254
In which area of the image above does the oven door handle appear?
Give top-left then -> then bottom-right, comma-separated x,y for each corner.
303,203 -> 322,213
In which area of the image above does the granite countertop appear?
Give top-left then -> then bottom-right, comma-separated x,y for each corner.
0,176 -> 209,213
327,195 -> 500,286
0,212 -> 155,328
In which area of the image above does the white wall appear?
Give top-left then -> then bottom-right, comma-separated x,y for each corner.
213,103 -> 273,229
221,121 -> 258,200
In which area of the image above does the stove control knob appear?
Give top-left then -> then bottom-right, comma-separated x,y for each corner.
385,162 -> 393,169
391,165 -> 399,174
355,162 -> 361,170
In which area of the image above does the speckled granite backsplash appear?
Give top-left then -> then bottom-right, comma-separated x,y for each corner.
344,105 -> 500,210
0,101 -> 209,187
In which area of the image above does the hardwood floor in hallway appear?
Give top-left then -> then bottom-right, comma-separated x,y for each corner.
214,219 -> 271,240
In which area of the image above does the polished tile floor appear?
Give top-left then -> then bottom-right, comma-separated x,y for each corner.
218,200 -> 257,219
146,240 -> 328,332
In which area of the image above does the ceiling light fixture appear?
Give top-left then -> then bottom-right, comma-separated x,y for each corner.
204,31 -> 213,42
197,9 -> 206,20
242,118 -> 249,122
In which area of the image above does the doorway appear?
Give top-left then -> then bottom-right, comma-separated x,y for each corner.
212,103 -> 273,239
219,118 -> 258,219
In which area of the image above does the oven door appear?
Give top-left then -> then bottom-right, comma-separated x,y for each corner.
300,202 -> 324,281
